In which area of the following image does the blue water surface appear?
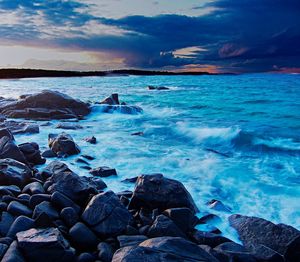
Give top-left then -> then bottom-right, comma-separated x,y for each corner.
1,73 -> 299,240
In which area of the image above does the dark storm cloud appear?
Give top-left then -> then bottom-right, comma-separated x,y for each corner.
1,0 -> 300,72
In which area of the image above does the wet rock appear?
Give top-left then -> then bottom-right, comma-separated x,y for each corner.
51,191 -> 81,214
0,243 -> 8,260
0,185 -> 21,196
147,215 -> 186,238
82,191 -> 133,238
117,235 -> 148,248
45,161 -> 98,205
0,158 -> 32,187
97,242 -> 113,262
61,207 -> 78,227
29,194 -> 51,208
99,93 -> 120,105
148,86 -> 170,90
198,213 -> 222,224
0,120 -> 39,134
121,176 -> 138,183
17,227 -> 76,262
48,133 -> 80,156
77,253 -> 96,262
191,230 -> 232,248
131,131 -> 144,136
75,158 -> 90,165
1,240 -> 25,262
81,155 -> 95,160
33,201 -> 59,220
0,90 -> 91,120
89,166 -> 117,177
0,212 -> 14,236
7,201 -> 32,217
229,215 -> 300,261
112,236 -> 219,262
18,142 -> 46,166
23,181 -> 45,195
207,199 -> 232,213
129,174 -> 198,213
56,123 -> 83,130
7,216 -> 35,238
41,149 -> 57,158
69,222 -> 98,250
84,136 -> 97,144
163,207 -> 198,233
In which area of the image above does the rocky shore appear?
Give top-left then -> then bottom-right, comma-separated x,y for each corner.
0,90 -> 299,261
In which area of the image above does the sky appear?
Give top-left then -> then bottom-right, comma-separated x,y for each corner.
0,0 -> 299,73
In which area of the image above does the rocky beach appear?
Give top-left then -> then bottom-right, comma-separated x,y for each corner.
0,86 -> 299,262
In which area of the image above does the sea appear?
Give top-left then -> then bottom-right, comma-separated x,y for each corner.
1,73 -> 299,241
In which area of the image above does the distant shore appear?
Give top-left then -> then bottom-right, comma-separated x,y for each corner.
0,68 -> 224,79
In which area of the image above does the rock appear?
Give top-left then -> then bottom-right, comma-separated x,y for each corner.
0,243 -> 8,260
117,190 -> 133,198
112,237 -> 219,262
0,202 -> 8,211
0,128 -> 14,140
34,212 -> 55,228
117,235 -> 148,248
148,86 -> 170,90
0,185 -> 21,196
198,213 -> 222,224
41,149 -> 57,158
23,181 -> 45,194
0,130 -> 28,164
7,216 -> 35,238
17,227 -> 76,261
0,120 -> 39,134
129,174 -> 198,213
29,194 -> 51,208
45,161 -> 98,205
61,207 -> 78,227
1,241 -> 25,262
48,133 -> 80,156
51,191 -> 81,214
81,155 -> 95,161
75,158 -> 90,165
163,207 -> 198,233
97,242 -> 113,262
69,222 -> 98,250
207,199 -> 232,212
89,166 -> 117,177
131,131 -> 144,136
98,94 -> 143,114
0,158 -> 32,187
18,142 -> 45,166
33,201 -> 59,220
121,176 -> 138,183
191,230 -> 232,248
0,90 -> 91,120
7,201 -> 32,217
0,237 -> 13,246
56,123 -> 83,130
18,193 -> 31,201
82,191 -> 133,238
147,215 -> 186,238
0,212 -> 14,236
229,214 -> 300,261
77,253 -> 96,262
84,136 -> 97,144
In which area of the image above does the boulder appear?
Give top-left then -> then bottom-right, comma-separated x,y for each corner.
7,216 -> 35,238
18,142 -> 46,166
33,201 -> 59,220
0,158 -> 32,187
112,237 -> 219,262
97,242 -> 114,262
55,123 -> 83,130
51,191 -> 81,214
45,161 -> 99,205
48,133 -> 80,156
16,227 -> 76,262
148,86 -> 170,90
89,166 -> 117,177
117,235 -> 148,248
7,201 -> 32,217
0,243 -> 8,260
0,212 -> 14,236
82,191 -> 133,238
1,241 -> 25,262
84,136 -> 97,144
191,230 -> 232,248
128,174 -> 198,213
0,90 -> 91,120
23,181 -> 45,195
229,214 -> 300,261
99,93 -> 120,105
69,222 -> 98,250
0,185 -> 21,196
60,207 -> 78,227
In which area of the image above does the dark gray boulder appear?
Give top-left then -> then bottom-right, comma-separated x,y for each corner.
89,166 -> 117,177
51,191 -> 81,214
69,222 -> 98,250
7,216 -> 35,238
128,174 -> 198,213
82,191 -> 133,238
112,237 -> 219,262
0,243 -> 8,260
60,207 -> 78,227
0,212 -> 14,236
7,201 -> 32,217
48,133 -> 80,156
18,142 -> 45,166
1,240 -> 25,262
23,181 -> 45,194
117,235 -> 148,248
0,90 -> 91,120
0,158 -> 32,187
0,120 -> 39,135
191,230 -> 232,248
16,227 -> 76,262
97,242 -> 114,262
33,201 -> 59,220
229,214 -> 300,261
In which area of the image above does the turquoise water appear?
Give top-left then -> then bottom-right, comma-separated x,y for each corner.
1,73 -> 300,239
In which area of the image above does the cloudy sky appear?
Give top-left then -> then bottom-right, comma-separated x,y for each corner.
0,0 -> 299,73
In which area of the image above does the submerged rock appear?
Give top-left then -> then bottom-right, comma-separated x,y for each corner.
98,93 -> 143,114
0,90 -> 91,120
18,142 -> 46,166
17,228 -> 75,262
48,132 -> 80,157
82,191 -> 133,238
55,123 -> 83,130
229,214 -> 300,261
89,166 -> 117,177
148,86 -> 170,90
0,120 -> 39,134
128,174 -> 199,213
84,136 -> 97,144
